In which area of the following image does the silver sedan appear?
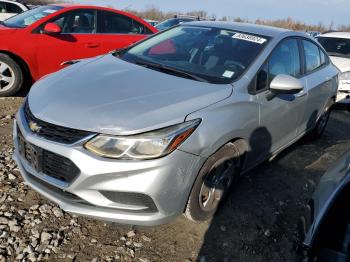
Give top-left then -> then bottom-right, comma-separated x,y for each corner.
13,22 -> 339,226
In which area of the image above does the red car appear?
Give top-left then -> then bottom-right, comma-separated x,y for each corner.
0,4 -> 157,96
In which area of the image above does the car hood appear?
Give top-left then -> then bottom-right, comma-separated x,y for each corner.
330,56 -> 350,73
28,54 -> 232,135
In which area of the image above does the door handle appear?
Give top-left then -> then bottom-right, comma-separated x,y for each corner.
85,43 -> 100,48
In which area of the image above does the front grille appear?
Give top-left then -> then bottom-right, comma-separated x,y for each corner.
24,100 -> 93,144
17,127 -> 80,184
41,150 -> 80,183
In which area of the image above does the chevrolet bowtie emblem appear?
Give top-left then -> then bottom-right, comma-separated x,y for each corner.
29,121 -> 41,133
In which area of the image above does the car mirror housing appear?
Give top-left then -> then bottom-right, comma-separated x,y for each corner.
43,23 -> 62,34
270,74 -> 304,94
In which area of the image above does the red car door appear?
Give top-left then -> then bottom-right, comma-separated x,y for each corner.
33,9 -> 103,78
95,10 -> 155,53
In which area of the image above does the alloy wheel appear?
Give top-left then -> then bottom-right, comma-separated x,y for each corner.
0,62 -> 15,93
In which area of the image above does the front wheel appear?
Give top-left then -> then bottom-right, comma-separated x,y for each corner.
0,54 -> 24,97
184,143 -> 240,222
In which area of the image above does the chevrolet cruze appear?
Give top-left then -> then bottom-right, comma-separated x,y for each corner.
13,22 -> 339,226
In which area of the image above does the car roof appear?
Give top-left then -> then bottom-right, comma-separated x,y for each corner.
319,31 -> 350,39
184,21 -> 291,37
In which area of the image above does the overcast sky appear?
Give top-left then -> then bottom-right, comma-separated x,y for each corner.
72,0 -> 349,26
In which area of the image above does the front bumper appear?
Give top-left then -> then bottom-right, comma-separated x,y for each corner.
13,108 -> 204,226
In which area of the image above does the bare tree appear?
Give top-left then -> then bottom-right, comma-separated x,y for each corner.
22,0 -> 64,5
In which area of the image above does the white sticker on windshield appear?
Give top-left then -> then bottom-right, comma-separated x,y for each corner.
232,33 -> 267,44
43,9 -> 57,14
222,70 -> 235,78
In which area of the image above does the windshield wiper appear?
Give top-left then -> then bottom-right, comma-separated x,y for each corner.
134,59 -> 208,83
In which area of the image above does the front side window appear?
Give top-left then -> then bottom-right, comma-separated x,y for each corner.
155,19 -> 178,31
121,25 -> 269,84
98,11 -> 150,34
303,40 -> 321,73
317,37 -> 350,59
3,5 -> 63,28
256,38 -> 301,91
51,9 -> 96,34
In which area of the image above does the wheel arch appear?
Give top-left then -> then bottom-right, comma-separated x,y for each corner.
183,137 -> 249,219
226,137 -> 249,172
0,50 -> 32,83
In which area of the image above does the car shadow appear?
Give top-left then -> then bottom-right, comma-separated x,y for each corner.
196,109 -> 349,262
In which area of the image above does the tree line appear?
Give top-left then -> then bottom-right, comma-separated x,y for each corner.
21,0 -> 350,32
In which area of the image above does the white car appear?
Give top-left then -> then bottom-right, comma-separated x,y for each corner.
306,31 -> 321,38
0,0 -> 28,21
318,32 -> 350,103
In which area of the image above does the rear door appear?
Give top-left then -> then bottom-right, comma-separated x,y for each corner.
298,39 -> 334,134
34,8 -> 104,77
96,10 -> 153,53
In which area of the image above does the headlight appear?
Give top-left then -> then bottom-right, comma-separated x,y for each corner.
339,71 -> 350,80
84,119 -> 201,160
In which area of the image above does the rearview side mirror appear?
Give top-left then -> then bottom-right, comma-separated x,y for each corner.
43,23 -> 62,34
266,74 -> 304,100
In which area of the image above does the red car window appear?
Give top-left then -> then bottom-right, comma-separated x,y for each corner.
149,39 -> 177,55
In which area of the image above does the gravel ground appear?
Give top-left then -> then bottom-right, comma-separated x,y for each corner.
0,96 -> 349,262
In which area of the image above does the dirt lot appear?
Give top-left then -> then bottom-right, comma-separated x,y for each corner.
0,96 -> 349,262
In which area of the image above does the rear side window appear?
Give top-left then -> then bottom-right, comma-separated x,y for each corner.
256,38 -> 301,91
303,40 -> 322,73
98,11 -> 152,34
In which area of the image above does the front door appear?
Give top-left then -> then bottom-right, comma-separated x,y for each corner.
257,38 -> 307,154
34,9 -> 103,78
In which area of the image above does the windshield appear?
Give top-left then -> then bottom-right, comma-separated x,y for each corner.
155,18 -> 193,31
155,19 -> 179,31
121,25 -> 269,84
318,37 -> 350,59
3,5 -> 63,28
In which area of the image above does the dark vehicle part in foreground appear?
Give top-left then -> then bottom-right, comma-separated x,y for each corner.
304,150 -> 350,261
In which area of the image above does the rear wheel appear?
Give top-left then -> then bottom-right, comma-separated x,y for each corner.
309,99 -> 334,140
0,54 -> 24,97
184,143 -> 241,222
